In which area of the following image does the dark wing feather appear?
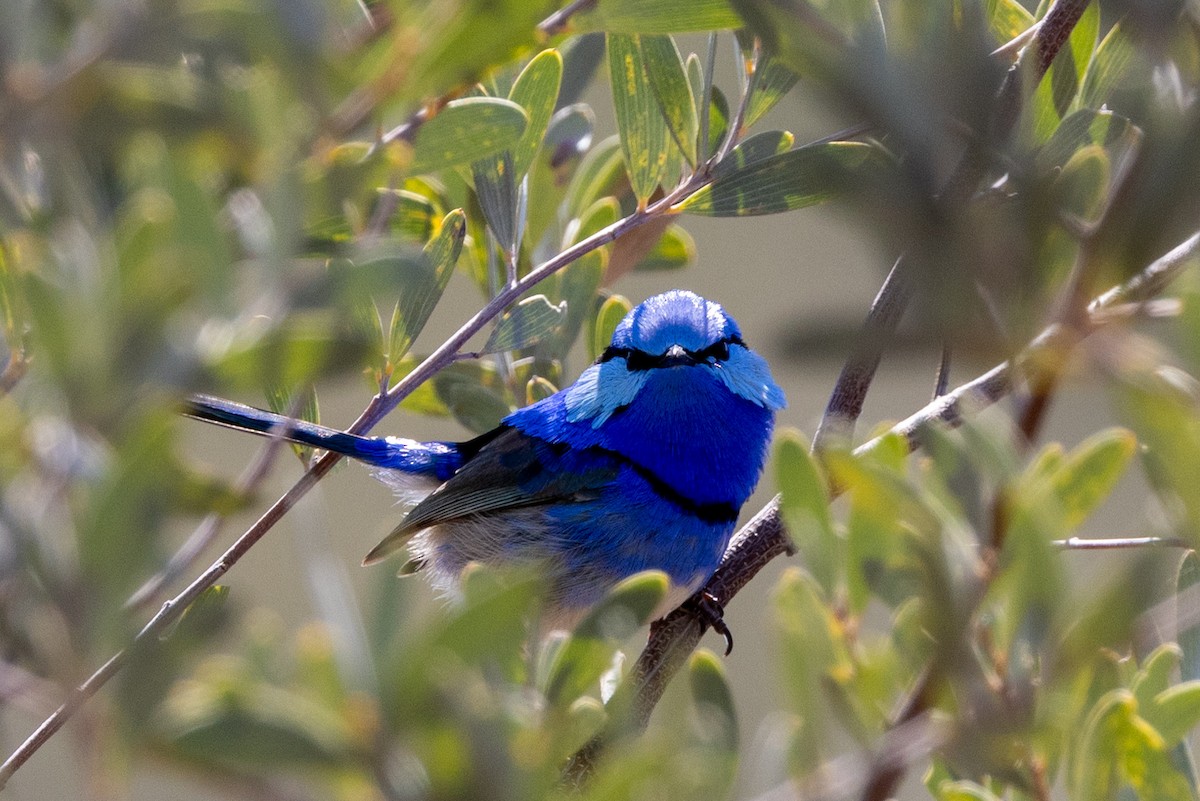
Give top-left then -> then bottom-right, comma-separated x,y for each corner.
362,427 -> 617,564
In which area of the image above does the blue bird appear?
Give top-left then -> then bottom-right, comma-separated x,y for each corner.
184,290 -> 785,648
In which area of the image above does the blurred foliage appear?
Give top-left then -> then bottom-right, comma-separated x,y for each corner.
3,0 -> 1200,800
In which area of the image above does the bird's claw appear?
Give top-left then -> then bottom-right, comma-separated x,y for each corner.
686,590 -> 733,655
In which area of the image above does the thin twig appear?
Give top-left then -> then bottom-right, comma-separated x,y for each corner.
537,0 -> 598,36
567,227 -> 1200,781
813,255 -> 914,450
1056,535 -> 1193,550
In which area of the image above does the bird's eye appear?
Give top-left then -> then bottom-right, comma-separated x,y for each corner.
696,339 -> 731,362
624,350 -> 659,370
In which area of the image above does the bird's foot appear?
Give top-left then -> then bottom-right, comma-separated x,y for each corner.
685,590 -> 733,656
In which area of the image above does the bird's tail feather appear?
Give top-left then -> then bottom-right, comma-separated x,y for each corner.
183,394 -> 461,479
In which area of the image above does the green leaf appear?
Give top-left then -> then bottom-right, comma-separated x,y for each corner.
934,781 -> 1004,801
1035,109 -> 1136,174
388,210 -> 467,362
705,85 -> 731,159
1151,683 -> 1200,746
1133,644 -> 1183,711
544,571 -> 668,705
378,188 -> 439,242
433,361 -> 511,433
711,129 -> 794,179
482,294 -> 567,354
607,33 -> 671,206
408,98 -> 528,175
774,429 -> 838,595
772,567 -> 842,770
1050,428 -> 1137,532
1054,144 -> 1111,227
576,0 -> 741,33
640,34 -> 698,167
687,650 -> 739,796
1080,22 -> 1140,111
472,151 -> 519,253
985,0 -> 1035,44
526,376 -> 558,404
633,223 -> 695,271
1024,0 -> 1099,144
509,49 -> 564,177
677,141 -> 886,216
563,134 -> 625,219
588,294 -> 632,361
744,54 -> 799,128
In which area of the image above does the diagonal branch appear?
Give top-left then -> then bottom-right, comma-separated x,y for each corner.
813,0 -> 1094,446
566,228 -> 1200,781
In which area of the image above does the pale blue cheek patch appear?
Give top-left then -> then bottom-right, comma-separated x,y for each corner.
717,347 -> 787,410
565,361 -> 648,428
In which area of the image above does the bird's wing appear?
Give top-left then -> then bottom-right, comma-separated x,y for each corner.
362,426 -> 618,564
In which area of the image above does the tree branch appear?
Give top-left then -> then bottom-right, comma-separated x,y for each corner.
567,228 -> 1200,781
813,0 -> 1094,448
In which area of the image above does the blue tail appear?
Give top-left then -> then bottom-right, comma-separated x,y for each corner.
183,394 -> 462,480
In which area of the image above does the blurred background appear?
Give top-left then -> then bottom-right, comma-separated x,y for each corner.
3,1 -> 1198,799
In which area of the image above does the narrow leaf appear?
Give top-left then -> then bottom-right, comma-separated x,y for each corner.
775,429 -> 838,595
677,141 -> 885,216
745,55 -> 799,128
712,129 -> 794,178
576,0 -> 741,33
472,151 -> 519,253
509,49 -> 564,177
640,34 -> 698,167
482,294 -> 567,354
389,210 -> 466,361
607,33 -> 671,205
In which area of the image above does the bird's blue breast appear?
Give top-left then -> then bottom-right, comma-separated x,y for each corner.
505,367 -> 774,510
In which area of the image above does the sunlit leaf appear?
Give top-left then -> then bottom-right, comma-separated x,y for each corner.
408,98 -> 528,175
575,0 -> 741,33
388,210 -> 467,362
482,294 -> 567,354
775,429 -> 838,596
588,294 -> 632,361
677,141 -> 886,216
633,223 -> 695,271
472,150 -> 519,253
607,33 -> 670,206
1080,22 -> 1140,112
509,49 -> 564,177
545,571 -> 668,705
985,0 -> 1035,45
711,129 -> 794,179
744,54 -> 799,128
640,34 -> 698,167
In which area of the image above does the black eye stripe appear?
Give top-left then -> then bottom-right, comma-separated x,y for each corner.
597,335 -> 746,368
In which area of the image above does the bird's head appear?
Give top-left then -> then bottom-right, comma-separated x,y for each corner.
564,290 -> 785,427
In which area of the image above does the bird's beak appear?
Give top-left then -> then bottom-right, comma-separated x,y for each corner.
660,344 -> 693,367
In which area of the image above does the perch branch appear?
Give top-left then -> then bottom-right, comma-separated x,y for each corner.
566,228 -> 1200,782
